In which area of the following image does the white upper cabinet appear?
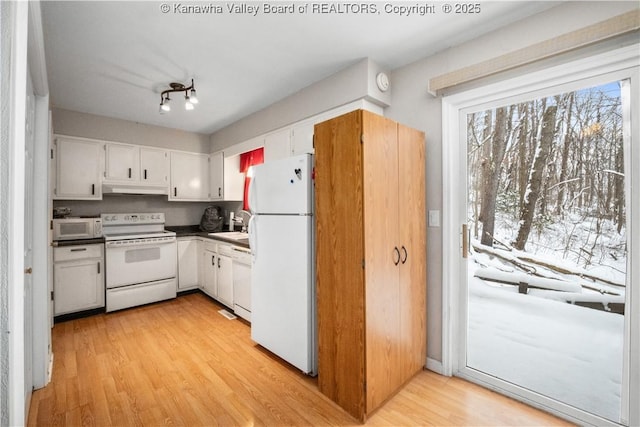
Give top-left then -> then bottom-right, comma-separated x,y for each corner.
54,135 -> 103,200
263,128 -> 291,163
170,151 -> 210,201
104,143 -> 168,188
105,143 -> 139,182
209,151 -> 224,200
209,151 -> 246,202
291,121 -> 315,156
140,147 -> 169,186
223,154 -> 245,201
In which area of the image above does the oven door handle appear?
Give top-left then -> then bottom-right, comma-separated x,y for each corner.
105,239 -> 176,248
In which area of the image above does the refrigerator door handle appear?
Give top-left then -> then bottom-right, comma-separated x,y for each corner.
248,214 -> 257,263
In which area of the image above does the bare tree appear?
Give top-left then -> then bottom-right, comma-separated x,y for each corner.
513,105 -> 558,250
479,107 -> 509,246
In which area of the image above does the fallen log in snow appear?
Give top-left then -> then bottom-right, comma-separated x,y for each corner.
474,267 -> 582,293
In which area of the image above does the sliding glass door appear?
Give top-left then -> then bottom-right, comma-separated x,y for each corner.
443,50 -> 638,426
465,80 -> 626,422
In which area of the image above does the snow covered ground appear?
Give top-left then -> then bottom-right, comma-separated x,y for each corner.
467,261 -> 624,422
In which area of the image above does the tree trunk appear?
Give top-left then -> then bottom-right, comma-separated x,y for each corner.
615,135 -> 625,233
517,103 -> 529,211
513,105 -> 557,250
479,107 -> 509,246
555,93 -> 574,215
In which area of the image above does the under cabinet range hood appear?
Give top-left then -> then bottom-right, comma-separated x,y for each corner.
102,182 -> 169,195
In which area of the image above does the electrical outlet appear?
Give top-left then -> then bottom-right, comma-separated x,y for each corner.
428,210 -> 440,228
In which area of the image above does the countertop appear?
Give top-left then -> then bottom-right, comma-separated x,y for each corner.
166,225 -> 250,249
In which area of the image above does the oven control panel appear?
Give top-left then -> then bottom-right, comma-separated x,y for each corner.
101,213 -> 165,225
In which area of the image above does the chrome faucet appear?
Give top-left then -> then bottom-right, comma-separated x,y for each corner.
237,210 -> 252,233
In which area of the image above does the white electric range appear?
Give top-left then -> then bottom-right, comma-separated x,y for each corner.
101,213 -> 177,312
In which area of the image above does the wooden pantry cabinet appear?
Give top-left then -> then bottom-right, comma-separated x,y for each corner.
314,110 -> 426,422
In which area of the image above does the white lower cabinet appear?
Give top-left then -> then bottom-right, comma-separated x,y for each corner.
216,244 -> 234,308
200,239 -> 239,311
202,242 -> 218,298
53,244 -> 105,316
177,237 -> 200,290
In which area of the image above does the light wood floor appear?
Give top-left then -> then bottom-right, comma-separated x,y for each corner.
28,292 -> 572,426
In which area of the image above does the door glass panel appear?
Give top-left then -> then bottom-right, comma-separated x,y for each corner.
466,81 -> 626,422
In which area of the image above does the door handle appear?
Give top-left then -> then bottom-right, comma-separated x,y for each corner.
174,187 -> 177,197
462,224 -> 469,259
144,169 -> 147,180
393,247 -> 400,266
218,258 -> 221,268
212,255 -> 215,265
24,267 -> 32,274
218,187 -> 221,197
97,262 -> 100,274
91,183 -> 95,195
400,246 -> 407,264
128,167 -> 132,178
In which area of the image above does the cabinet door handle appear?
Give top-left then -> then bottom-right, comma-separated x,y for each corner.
128,167 -> 132,178
218,258 -> 221,268
212,255 -> 215,265
401,246 -> 408,264
91,184 -> 95,195
97,262 -> 100,274
144,169 -> 147,180
462,224 -> 469,259
393,247 -> 400,266
218,187 -> 221,197
174,187 -> 177,197
70,248 -> 87,252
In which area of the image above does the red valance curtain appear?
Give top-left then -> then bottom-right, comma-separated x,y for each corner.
239,147 -> 264,211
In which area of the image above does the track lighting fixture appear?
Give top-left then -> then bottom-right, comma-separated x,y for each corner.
159,79 -> 198,113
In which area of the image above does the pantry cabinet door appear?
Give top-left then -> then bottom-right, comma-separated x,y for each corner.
362,112 -> 402,414
397,124 -> 427,380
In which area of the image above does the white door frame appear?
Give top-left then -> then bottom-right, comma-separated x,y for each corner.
441,45 -> 639,426
6,1 -> 29,424
3,1 -> 51,425
28,0 -> 52,391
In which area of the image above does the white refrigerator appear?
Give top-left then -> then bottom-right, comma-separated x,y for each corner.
248,153 -> 316,375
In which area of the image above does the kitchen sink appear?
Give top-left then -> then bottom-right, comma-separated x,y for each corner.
209,231 -> 249,241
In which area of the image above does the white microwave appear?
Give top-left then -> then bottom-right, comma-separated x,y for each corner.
53,218 -> 103,241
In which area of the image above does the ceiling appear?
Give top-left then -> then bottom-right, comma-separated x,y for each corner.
41,1 -> 559,135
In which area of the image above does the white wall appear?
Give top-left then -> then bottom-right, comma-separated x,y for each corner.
385,1 -> 639,362
52,108 -> 211,153
210,58 -> 390,151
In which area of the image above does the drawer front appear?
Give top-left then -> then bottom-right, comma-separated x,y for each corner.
54,244 -> 103,262
203,241 -> 217,252
217,243 -> 233,257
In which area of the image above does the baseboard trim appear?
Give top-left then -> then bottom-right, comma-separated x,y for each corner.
426,357 -> 445,375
